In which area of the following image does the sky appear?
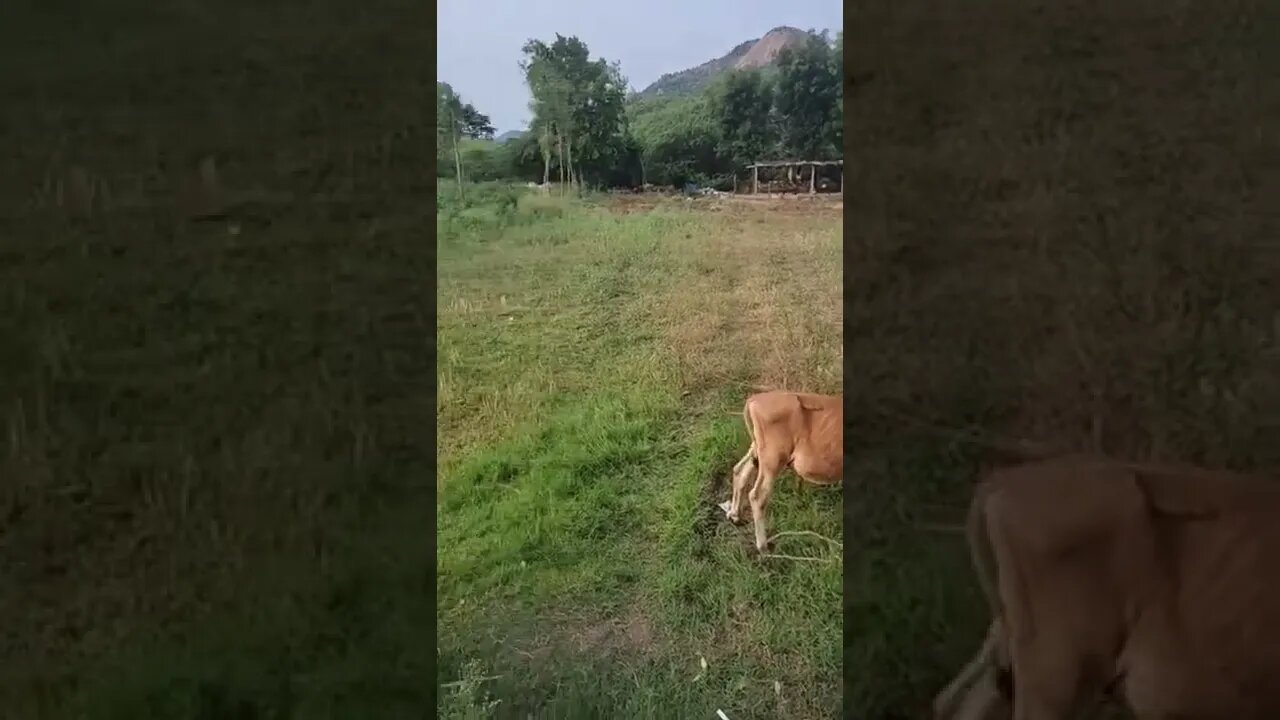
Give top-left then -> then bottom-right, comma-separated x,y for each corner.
437,0 -> 843,136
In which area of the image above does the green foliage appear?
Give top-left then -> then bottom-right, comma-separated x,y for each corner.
709,69 -> 774,170
630,31 -> 842,187
438,82 -> 497,193
438,82 -> 495,142
832,31 -> 843,152
435,181 -> 589,246
451,29 -> 842,190
461,105 -> 495,140
521,35 -> 632,189
773,34 -> 842,160
630,96 -> 724,187
504,132 -> 553,181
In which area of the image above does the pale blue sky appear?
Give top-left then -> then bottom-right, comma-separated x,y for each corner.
437,0 -> 842,135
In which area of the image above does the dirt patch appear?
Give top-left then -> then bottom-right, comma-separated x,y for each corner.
605,193 -> 671,214
623,611 -> 655,649
723,194 -> 843,216
605,192 -> 842,219
508,606 -> 662,663
694,457 -> 734,554
570,606 -> 658,655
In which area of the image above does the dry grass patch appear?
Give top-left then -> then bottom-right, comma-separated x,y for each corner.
652,199 -> 842,397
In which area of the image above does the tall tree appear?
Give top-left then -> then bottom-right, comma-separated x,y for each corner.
437,82 -> 497,199
522,34 -> 628,192
710,69 -> 773,170
631,95 -> 721,187
773,33 -> 841,160
521,39 -> 571,190
437,82 -> 466,199
549,36 -> 590,189
570,59 -> 628,187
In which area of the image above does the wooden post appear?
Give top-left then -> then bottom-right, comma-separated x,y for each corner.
752,165 -> 758,194
809,163 -> 816,194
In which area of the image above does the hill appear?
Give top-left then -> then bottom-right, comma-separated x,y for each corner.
496,129 -> 525,143
635,26 -> 813,100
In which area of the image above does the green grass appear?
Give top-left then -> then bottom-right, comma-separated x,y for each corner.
844,2 -> 1279,717
1,210 -> 435,720
437,187 -> 842,718
1,2 -> 434,717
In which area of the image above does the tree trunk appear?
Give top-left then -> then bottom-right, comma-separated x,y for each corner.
541,127 -> 551,185
450,108 -> 464,202
565,135 -> 576,193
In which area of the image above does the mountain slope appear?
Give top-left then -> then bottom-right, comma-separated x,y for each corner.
636,26 -> 813,100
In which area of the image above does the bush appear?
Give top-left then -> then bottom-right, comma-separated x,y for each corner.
436,182 -> 586,244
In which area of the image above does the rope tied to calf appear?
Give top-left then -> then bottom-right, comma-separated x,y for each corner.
759,530 -> 841,562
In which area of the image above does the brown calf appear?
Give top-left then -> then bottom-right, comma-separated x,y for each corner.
935,454 -> 1280,720
721,391 -> 842,552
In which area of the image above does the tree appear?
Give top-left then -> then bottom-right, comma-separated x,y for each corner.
773,33 -> 840,160
521,39 -> 569,189
631,95 -> 722,187
461,105 -> 495,140
458,139 -> 503,182
548,36 -> 590,190
710,69 -> 774,171
437,82 -> 497,198
522,35 -> 629,192
500,132 -> 549,181
831,31 -> 843,156
569,59 -> 628,187
437,82 -> 467,199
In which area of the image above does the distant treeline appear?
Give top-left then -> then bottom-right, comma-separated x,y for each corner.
438,30 -> 842,190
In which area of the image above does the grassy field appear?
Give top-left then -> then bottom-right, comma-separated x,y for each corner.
2,2 -> 435,718
845,1 -> 1280,717
436,185 -> 842,718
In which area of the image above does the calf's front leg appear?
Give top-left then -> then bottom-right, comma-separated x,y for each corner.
726,451 -> 757,524
934,620 -> 1001,719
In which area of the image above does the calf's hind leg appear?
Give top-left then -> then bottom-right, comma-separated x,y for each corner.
749,455 -> 782,551
731,443 -> 754,476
